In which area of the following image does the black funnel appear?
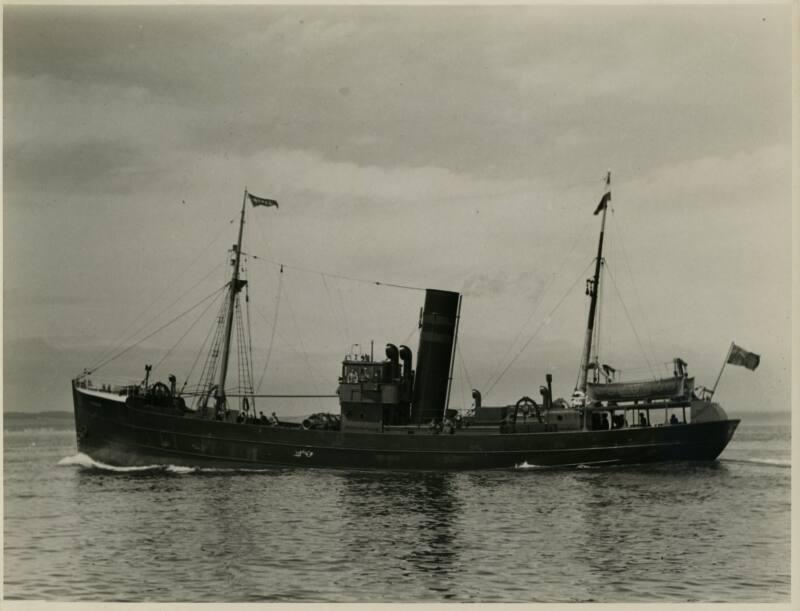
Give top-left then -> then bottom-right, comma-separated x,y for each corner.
412,289 -> 461,424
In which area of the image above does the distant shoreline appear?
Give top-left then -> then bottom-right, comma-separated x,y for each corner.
4,411 -> 75,432
5,411 -> 75,417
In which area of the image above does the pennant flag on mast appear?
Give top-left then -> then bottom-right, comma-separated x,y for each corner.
727,343 -> 760,371
593,171 -> 611,215
248,193 -> 279,208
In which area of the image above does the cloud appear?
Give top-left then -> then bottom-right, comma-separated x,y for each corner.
3,6 -> 791,414
624,145 -> 790,206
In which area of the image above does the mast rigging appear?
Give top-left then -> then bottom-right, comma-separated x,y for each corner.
576,172 -> 611,414
215,190 -> 250,413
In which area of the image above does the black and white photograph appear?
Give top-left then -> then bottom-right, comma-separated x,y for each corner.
3,2 -> 794,605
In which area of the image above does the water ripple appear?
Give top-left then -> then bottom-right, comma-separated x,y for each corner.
3,423 -> 791,602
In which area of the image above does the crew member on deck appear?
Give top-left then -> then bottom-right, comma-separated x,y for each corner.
670,414 -> 679,425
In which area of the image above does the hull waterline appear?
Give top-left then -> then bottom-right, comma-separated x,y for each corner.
73,386 -> 739,471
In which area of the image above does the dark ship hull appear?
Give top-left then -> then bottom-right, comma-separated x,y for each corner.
73,384 -> 739,471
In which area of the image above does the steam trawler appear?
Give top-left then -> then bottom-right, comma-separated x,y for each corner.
72,178 -> 747,470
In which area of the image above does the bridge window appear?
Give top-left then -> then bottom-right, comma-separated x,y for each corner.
342,363 -> 387,383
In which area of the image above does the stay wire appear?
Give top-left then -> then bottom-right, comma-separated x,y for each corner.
86,259 -> 228,373
457,345 -> 473,411
250,283 -> 313,374
245,253 -> 426,292
152,289 -> 224,375
183,290 -> 227,397
180,297 -> 223,395
604,263 -> 656,378
256,265 -> 284,393
480,215 -> 594,391
484,259 -> 595,399
610,208 -> 659,366
593,259 -> 604,373
334,277 -> 352,342
458,344 -> 474,392
88,284 -> 228,375
192,288 -> 230,405
320,272 -> 348,348
245,281 -> 255,400
234,295 -> 254,409
86,220 -> 235,371
401,321 -> 419,347
280,274 -> 323,395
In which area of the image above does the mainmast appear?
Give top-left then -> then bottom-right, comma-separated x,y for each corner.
576,172 -> 611,405
215,189 -> 249,412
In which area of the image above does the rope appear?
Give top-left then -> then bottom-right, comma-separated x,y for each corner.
592,259 -> 604,374
249,287 -> 312,374
152,289 -> 224,374
610,208 -> 659,366
458,344 -> 473,391
604,263 -> 656,377
86,285 -> 227,375
179,303 -> 220,396
320,272 -> 347,348
480,213 -> 594,391
457,345 -> 473,411
191,288 -> 230,407
256,265 -> 284,393
86,219 -> 233,371
235,295 -> 250,410
242,299 -> 255,407
401,321 -> 419,347
245,281 -> 255,401
575,282 -> 591,391
223,393 -> 337,398
333,277 -> 352,343
484,259 -> 595,399
280,274 -> 323,395
86,259 -> 228,373
245,253 -> 426,292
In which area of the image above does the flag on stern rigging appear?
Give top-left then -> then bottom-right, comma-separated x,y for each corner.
727,343 -> 760,371
593,171 -> 611,215
248,193 -> 279,208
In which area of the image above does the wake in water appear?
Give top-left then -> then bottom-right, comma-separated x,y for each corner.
721,457 -> 791,468
514,460 -> 616,471
58,453 -> 193,473
57,453 -> 277,474
515,458 -> 790,471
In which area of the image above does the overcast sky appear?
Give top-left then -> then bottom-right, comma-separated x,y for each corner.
3,5 -> 792,415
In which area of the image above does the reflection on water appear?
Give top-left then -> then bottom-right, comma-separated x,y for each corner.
3,424 -> 791,603
337,472 -> 461,598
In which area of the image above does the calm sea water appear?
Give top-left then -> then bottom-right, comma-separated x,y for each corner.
3,412 -> 790,602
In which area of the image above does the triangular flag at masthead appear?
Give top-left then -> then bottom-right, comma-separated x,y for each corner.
248,193 -> 279,208
593,171 -> 611,215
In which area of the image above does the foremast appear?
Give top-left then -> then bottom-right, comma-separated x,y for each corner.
215,190 -> 249,413
575,172 -> 611,418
